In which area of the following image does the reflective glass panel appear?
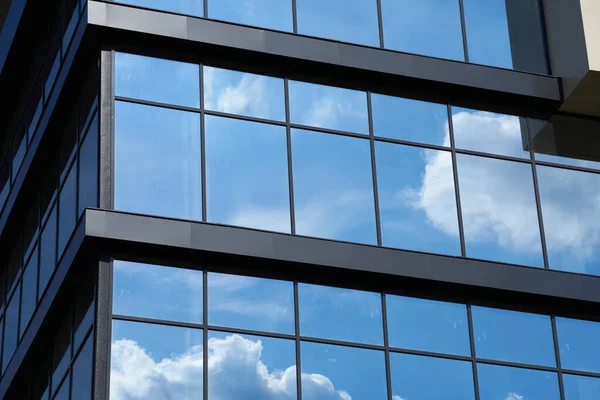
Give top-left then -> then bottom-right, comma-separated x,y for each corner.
371,94 -> 449,146
12,127 -> 27,180
115,102 -> 202,220
117,0 -> 204,16
78,115 -> 98,216
456,154 -> 544,267
205,116 -> 290,232
58,163 -> 77,257
208,0 -> 292,32
296,0 -> 379,47
537,166 -> 600,275
20,249 -> 39,337
2,289 -> 20,372
386,295 -> 469,355
208,331 -> 296,398
0,160 -> 9,211
391,353 -> 475,400
52,314 -> 71,393
472,307 -> 555,366
204,67 -> 286,121
54,374 -> 69,400
39,207 -> 57,297
113,260 -> 203,324
71,335 -> 93,400
381,0 -> 464,61
376,142 -> 460,255
555,317 -> 600,373
115,53 -> 200,108
452,107 -> 530,158
289,81 -> 368,134
111,320 -> 203,399
301,342 -> 387,400
292,129 -> 376,244
463,0 -> 512,69
298,283 -> 383,344
208,273 -> 294,334
564,374 -> 600,400
477,364 -> 560,400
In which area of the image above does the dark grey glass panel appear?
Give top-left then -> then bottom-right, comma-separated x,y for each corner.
71,334 -> 93,400
116,0 -> 204,16
12,127 -> 26,180
371,94 -> 449,146
376,142 -> 461,256
0,160 -> 9,210
537,165 -> 600,275
289,81 -> 369,134
477,364 -> 560,400
58,163 -> 77,258
53,374 -> 69,400
208,331 -> 296,399
204,67 -> 286,121
381,0 -> 464,61
115,102 -> 202,221
452,107 -> 530,158
386,295 -> 469,355
564,374 -> 600,400
113,260 -> 203,324
78,115 -> 98,217
38,206 -> 57,297
292,129 -> 376,244
73,273 -> 94,350
299,283 -> 383,344
62,2 -> 79,50
555,317 -> 600,373
20,248 -> 38,337
208,0 -> 292,31
463,0 -> 512,69
2,289 -> 20,372
301,342 -> 387,400
205,116 -> 290,232
391,353 -> 475,400
111,320 -> 203,398
52,314 -> 71,394
456,154 -> 544,267
472,307 -> 555,366
115,52 -> 200,108
208,273 -> 294,334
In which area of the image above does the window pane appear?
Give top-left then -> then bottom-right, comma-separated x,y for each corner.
74,272 -> 94,350
208,331 -> 296,398
71,334 -> 93,400
381,0 -> 464,61
115,53 -> 200,108
472,307 -> 555,367
463,0 -> 512,69
537,166 -> 600,275
111,320 -> 203,399
564,374 -> 600,400
208,273 -> 294,334
386,295 -> 469,356
292,129 -> 376,244
555,317 -> 600,373
452,108 -> 530,158
299,283 -> 383,344
115,102 -> 202,220
289,81 -> 368,134
371,94 -> 449,146
301,342 -> 387,400
204,67 -> 286,121
113,260 -> 203,324
208,0 -> 292,31
376,142 -> 460,255
117,0 -> 204,16
52,313 -> 72,393
456,154 -> 543,267
391,353 -> 474,400
58,163 -> 77,258
20,248 -> 39,337
53,373 -> 70,400
39,206 -> 57,297
78,114 -> 98,216
477,364 -> 560,400
0,159 -> 9,210
205,116 -> 290,232
2,289 -> 20,372
12,126 -> 27,180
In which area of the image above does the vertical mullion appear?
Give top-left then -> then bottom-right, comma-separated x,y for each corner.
284,79 -> 296,235
376,0 -> 385,48
292,0 -> 298,34
203,270 -> 208,400
200,65 -> 207,223
93,257 -> 112,400
551,316 -> 566,400
381,294 -> 392,400
294,282 -> 303,400
204,0 -> 209,18
467,304 -> 481,400
458,0 -> 469,62
447,105 -> 466,257
367,92 -> 382,246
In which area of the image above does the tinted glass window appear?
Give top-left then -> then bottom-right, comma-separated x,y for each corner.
472,307 -> 555,366
555,317 -> 600,373
117,0 -> 204,16
477,364 -> 560,400
114,102 -> 202,220
205,116 -> 290,232
208,0 -> 292,31
74,273 -> 94,350
204,67 -> 286,121
299,283 -> 383,344
208,273 -> 294,334
20,249 -> 39,337
58,163 -> 77,257
113,261 -> 203,324
115,53 -> 200,108
53,374 -> 70,400
52,314 -> 72,393
292,129 -> 376,244
78,115 -> 98,216
39,207 -> 57,297
0,160 -> 9,211
564,374 -> 600,400
386,295 -> 469,355
2,289 -> 20,372
456,154 -> 543,267
376,142 -> 460,255
71,334 -> 93,400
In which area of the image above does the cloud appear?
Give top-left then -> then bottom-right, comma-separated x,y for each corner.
111,334 -> 352,400
505,393 -> 524,400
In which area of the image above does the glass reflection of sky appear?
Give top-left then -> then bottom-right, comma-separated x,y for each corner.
208,0 -> 293,32
555,317 -> 600,374
563,374 -> 600,400
116,0 -> 204,17
477,364 -> 560,400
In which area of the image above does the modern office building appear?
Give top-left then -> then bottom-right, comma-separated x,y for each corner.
0,0 -> 600,399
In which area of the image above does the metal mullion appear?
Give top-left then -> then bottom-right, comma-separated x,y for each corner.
458,0 -> 469,62
114,96 -> 201,114
298,335 -> 385,351
367,92 -> 382,246
208,325 -> 296,341
456,148 -> 534,165
290,122 -> 370,140
294,282 -> 303,400
292,0 -> 298,33
534,159 -> 600,175
467,304 -> 481,400
475,358 -> 559,373
200,65 -> 207,222
561,369 -> 600,379
284,79 -> 296,234
203,270 -> 208,400
203,0 -> 208,18
388,346 -> 472,362
376,0 -> 385,48
381,294 -> 392,400
447,105 -> 467,257
374,135 -> 450,152
205,109 -> 287,128
551,316 -> 566,400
